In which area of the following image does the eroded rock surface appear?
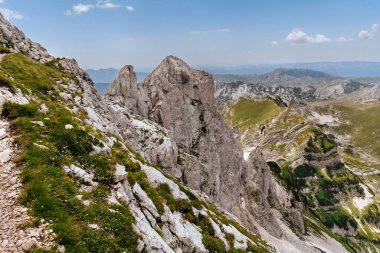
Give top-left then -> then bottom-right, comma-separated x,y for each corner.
105,56 -> 305,239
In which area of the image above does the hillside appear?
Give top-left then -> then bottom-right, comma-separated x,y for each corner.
1,12 -> 380,253
0,15 -> 274,253
222,97 -> 380,252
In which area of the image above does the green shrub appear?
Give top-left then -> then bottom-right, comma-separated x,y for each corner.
315,179 -> 336,206
317,209 -> 357,230
294,164 -> 317,178
0,74 -> 15,93
203,234 -> 227,253
0,44 -> 10,54
281,167 -> 296,190
50,128 -> 97,157
2,102 -> 38,120
315,188 -> 334,206
363,204 -> 380,225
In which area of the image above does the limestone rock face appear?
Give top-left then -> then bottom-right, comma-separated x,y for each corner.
105,65 -> 148,114
238,150 -> 305,237
0,13 -> 51,62
105,56 -> 306,235
107,56 -> 244,211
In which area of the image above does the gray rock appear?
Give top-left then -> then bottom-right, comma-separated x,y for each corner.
106,56 -> 244,212
22,238 -> 38,251
0,13 -> 51,62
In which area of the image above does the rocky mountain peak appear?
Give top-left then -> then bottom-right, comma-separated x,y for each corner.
146,55 -> 192,85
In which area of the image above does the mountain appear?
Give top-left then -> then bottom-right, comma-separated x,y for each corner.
221,97 -> 380,252
215,68 -> 369,106
0,12 -> 379,253
205,61 -> 380,77
86,68 -> 120,83
0,15 -> 275,253
87,68 -> 148,95
87,68 -> 149,83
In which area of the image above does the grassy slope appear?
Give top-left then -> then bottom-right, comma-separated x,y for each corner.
331,103 -> 380,158
226,98 -> 284,132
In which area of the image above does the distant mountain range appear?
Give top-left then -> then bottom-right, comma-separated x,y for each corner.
87,62 -> 380,85
215,68 -> 380,105
86,68 -> 148,95
87,68 -> 148,83
87,62 -> 380,96
203,61 -> 380,77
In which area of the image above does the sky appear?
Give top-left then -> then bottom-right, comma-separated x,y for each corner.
1,0 -> 380,71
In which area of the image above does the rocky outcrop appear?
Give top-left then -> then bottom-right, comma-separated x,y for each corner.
238,150 -> 305,238
105,56 -> 305,239
0,13 -> 51,62
106,56 -> 244,212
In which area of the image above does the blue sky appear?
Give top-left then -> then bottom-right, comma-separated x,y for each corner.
1,0 -> 380,71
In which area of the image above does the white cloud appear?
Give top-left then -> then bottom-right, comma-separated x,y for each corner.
358,30 -> 371,39
372,24 -> 378,32
0,7 -> 23,20
0,0 -> 5,4
271,40 -> 278,46
71,3 -> 94,15
126,5 -> 134,11
189,28 -> 231,35
97,0 -> 120,9
285,28 -> 331,44
358,23 -> 378,39
65,10 -> 72,16
336,37 -> 354,42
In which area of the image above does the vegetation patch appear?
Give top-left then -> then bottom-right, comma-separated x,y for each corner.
0,53 -> 74,96
226,98 -> 284,132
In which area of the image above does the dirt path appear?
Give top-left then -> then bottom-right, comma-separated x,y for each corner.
0,110 -> 56,252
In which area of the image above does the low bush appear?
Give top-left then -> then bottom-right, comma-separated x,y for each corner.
294,164 -> 317,178
2,102 -> 38,120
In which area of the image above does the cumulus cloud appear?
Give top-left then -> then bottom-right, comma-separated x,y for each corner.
97,0 -> 120,9
285,28 -> 331,44
189,28 -> 231,35
271,40 -> 278,46
71,3 -> 94,15
0,7 -> 23,20
358,24 -> 378,39
126,5 -> 134,11
66,2 -> 133,16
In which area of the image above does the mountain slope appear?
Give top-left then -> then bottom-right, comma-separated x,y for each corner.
1,12 -> 379,253
221,96 -> 380,252
0,14 -> 274,253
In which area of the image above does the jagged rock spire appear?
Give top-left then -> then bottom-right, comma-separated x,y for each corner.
106,65 -> 137,97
